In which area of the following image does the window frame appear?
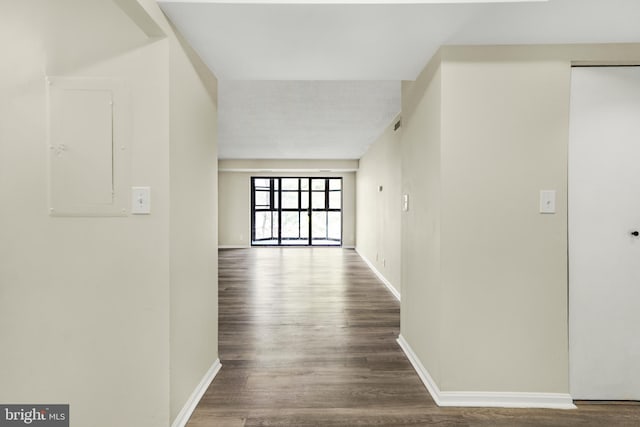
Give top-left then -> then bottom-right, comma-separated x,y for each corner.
250,177 -> 343,247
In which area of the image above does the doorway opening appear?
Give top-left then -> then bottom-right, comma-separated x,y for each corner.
251,177 -> 342,246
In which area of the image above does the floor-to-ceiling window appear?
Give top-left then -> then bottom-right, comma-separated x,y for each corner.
251,177 -> 342,246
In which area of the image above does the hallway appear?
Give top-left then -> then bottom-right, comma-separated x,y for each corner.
187,249 -> 639,426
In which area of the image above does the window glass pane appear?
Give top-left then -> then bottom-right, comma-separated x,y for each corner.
254,211 -> 274,240
281,178 -> 298,190
301,191 -> 309,209
272,211 -> 279,239
274,190 -> 279,209
281,211 -> 300,239
328,212 -> 341,240
329,179 -> 341,190
281,191 -> 298,209
312,211 -> 327,241
311,179 -> 325,191
255,178 -> 270,189
301,179 -> 309,190
274,179 -> 279,190
300,212 -> 309,238
255,190 -> 269,208
329,191 -> 341,209
312,191 -> 325,209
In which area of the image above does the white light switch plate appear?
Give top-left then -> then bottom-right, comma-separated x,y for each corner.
402,194 -> 409,212
539,190 -> 556,214
132,187 -> 151,214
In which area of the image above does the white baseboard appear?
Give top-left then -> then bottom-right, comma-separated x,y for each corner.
396,335 -> 442,405
171,359 -> 222,427
396,335 -> 576,410
355,248 -> 400,301
343,245 -> 356,249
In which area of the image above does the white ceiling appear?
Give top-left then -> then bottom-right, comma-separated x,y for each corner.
157,0 -> 640,159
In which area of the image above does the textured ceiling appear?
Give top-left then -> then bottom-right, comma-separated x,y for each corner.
157,0 -> 640,159
218,81 -> 400,159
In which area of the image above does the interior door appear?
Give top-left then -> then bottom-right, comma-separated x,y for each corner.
569,66 -> 640,400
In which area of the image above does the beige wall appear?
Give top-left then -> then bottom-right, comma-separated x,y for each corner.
400,57 -> 443,385
356,119 -> 402,296
0,1 -> 218,426
141,0 -> 221,421
219,165 -> 356,248
400,44 -> 640,395
439,52 -> 570,393
218,171 -> 253,246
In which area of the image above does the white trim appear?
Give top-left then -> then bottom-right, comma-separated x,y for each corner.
171,359 -> 222,427
343,245 -> 356,249
396,335 -> 576,410
355,248 -> 400,301
218,245 -> 250,249
396,335 -> 442,403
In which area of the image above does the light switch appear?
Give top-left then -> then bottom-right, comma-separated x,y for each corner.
132,187 -> 151,214
539,190 -> 556,214
402,194 -> 409,212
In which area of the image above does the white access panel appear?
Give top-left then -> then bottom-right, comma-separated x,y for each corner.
47,77 -> 130,216
569,66 -> 640,400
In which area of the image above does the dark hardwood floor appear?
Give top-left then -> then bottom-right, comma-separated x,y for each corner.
187,248 -> 640,426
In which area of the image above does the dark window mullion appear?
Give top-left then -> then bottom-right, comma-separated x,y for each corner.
325,179 -> 330,210
307,178 -> 312,245
298,178 -> 302,239
277,178 -> 282,245
326,180 -> 329,240
251,178 -> 256,242
269,179 -> 274,210
269,178 -> 274,241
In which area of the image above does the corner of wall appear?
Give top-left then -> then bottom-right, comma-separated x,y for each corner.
402,48 -> 442,124
132,0 -> 221,423
399,51 -> 443,390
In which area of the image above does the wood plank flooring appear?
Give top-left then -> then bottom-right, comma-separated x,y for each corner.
187,248 -> 640,426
